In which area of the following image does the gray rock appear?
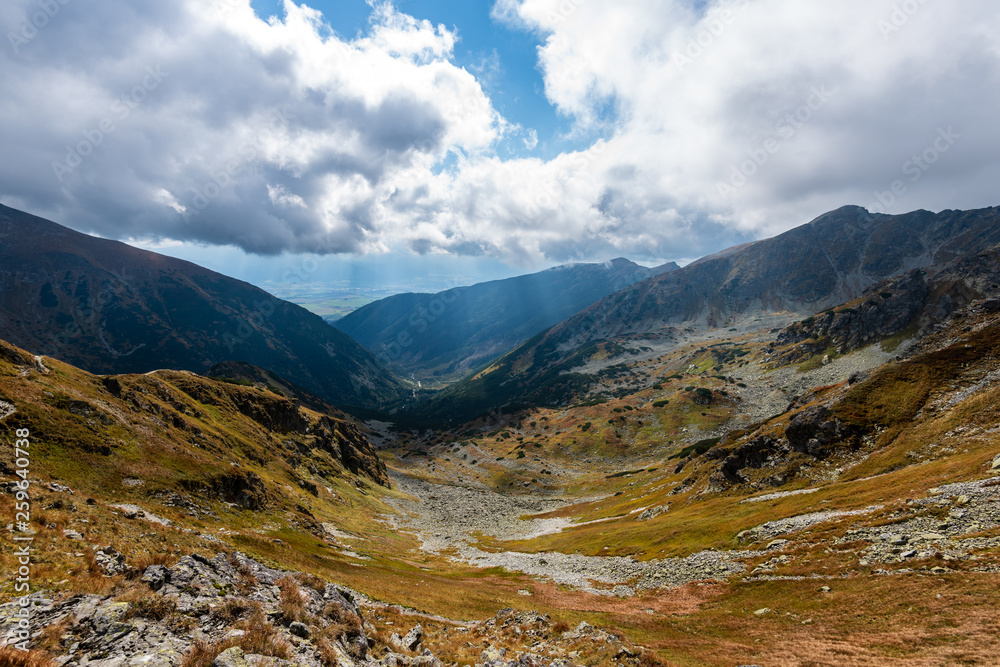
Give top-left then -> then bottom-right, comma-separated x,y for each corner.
213,647 -> 249,667
142,564 -> 169,591
92,601 -> 131,635
481,646 -> 507,664
289,621 -> 311,639
402,624 -> 424,651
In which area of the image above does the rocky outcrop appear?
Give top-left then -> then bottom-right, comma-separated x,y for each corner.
708,404 -> 859,490
784,406 -> 853,458
0,555 -> 662,667
315,417 -> 389,488
773,245 -> 1000,364
773,270 -> 929,361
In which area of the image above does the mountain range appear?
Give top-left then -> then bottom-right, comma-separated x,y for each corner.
334,258 -> 678,383
4,201 -> 1000,666
420,205 -> 1000,421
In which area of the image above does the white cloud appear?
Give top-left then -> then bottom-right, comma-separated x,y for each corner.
1,0 -> 999,266
523,129 -> 539,150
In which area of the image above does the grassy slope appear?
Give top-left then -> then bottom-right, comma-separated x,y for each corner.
381,309 -> 1000,664
4,304 -> 1000,665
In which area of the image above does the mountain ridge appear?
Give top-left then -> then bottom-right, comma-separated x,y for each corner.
0,203 -> 406,409
418,205 -> 1000,422
335,256 -> 678,383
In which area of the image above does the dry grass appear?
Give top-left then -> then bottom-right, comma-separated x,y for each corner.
295,572 -> 327,594
211,598 -> 262,624
180,610 -> 291,667
0,648 -> 56,667
276,576 -> 308,624
115,585 -> 178,621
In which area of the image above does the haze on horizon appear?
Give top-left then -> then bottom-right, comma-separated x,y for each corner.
2,0 -> 999,290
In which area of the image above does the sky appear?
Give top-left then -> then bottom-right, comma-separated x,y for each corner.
2,0 -> 1000,290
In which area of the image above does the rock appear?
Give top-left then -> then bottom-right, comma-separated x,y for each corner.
289,621 -> 311,639
142,564 -> 169,591
753,608 -> 771,615
918,533 -> 947,542
766,539 -> 789,551
63,529 -> 84,540
900,550 -> 918,560
213,647 -> 249,667
819,586 -> 832,593
402,624 -> 424,651
481,646 -> 506,663
637,505 -> 668,521
956,495 -> 970,506
92,601 -> 130,635
992,454 -> 1000,470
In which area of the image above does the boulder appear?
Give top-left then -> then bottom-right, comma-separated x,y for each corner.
92,601 -> 130,635
402,624 -> 424,651
213,647 -> 249,667
142,564 -> 169,591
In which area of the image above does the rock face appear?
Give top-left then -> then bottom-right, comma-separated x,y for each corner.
773,244 -> 1000,363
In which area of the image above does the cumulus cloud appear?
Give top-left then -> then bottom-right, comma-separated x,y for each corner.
1,0 -> 999,265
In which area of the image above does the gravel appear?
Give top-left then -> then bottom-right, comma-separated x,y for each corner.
385,471 -> 762,596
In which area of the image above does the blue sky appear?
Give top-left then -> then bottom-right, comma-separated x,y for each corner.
3,0 -> 999,294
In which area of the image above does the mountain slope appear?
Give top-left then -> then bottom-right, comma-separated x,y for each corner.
0,204 -> 405,408
334,258 -> 678,382
422,206 -> 1000,421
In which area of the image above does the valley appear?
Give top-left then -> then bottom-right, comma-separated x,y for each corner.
2,204 -> 1000,666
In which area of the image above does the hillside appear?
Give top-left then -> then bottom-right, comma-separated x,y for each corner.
0,338 -> 670,666
0,204 -> 405,409
4,215 -> 1000,666
421,206 -> 1000,422
335,258 -> 677,384
360,292 -> 1000,666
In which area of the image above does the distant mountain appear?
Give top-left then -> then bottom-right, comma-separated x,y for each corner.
334,258 -> 678,382
422,206 -> 1000,421
0,204 -> 405,409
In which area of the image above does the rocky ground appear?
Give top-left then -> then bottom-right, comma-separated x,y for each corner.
0,552 -> 660,667
385,471 -> 763,597
384,464 -> 1000,600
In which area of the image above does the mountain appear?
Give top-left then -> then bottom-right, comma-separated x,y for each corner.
769,243 -> 1000,366
334,257 -> 678,382
0,203 -> 405,409
421,206 -> 1000,421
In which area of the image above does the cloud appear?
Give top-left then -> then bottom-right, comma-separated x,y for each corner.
1,0 -> 999,266
0,0 -> 497,255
